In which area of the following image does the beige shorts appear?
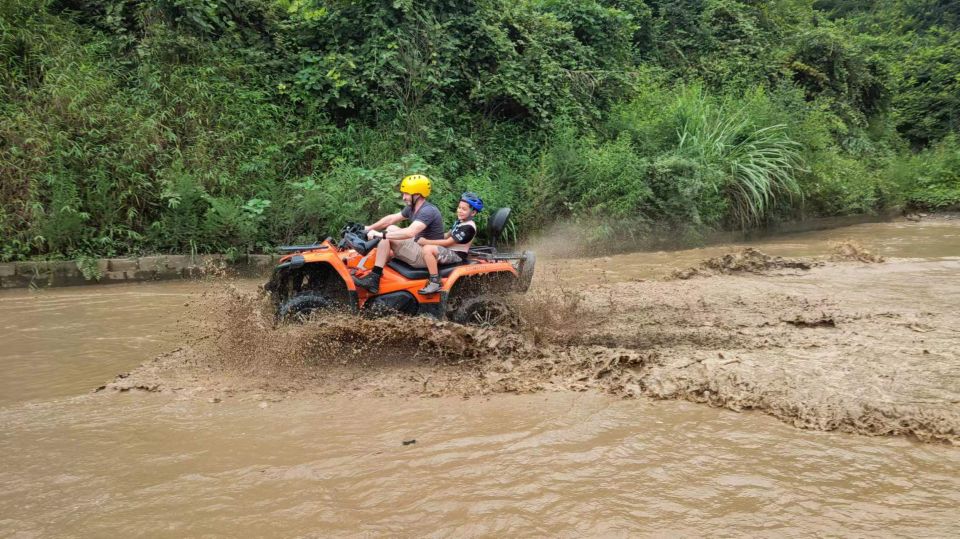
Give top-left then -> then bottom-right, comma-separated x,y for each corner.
392,239 -> 426,267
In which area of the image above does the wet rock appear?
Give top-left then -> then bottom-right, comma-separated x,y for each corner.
14,261 -> 45,276
107,258 -> 138,272
138,256 -> 169,271
104,271 -> 129,281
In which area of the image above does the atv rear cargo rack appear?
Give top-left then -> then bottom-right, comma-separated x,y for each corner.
468,249 -> 526,261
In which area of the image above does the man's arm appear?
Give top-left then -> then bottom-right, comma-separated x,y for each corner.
417,235 -> 455,247
366,212 -> 405,232
384,220 -> 426,240
422,223 -> 474,247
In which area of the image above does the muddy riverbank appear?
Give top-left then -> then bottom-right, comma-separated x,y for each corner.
4,212 -> 955,290
0,253 -> 280,289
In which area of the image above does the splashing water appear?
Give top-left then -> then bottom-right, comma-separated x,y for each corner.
109,247 -> 960,443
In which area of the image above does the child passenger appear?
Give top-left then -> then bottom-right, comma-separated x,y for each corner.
415,192 -> 483,295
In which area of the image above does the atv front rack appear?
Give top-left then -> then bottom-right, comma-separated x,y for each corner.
277,243 -> 328,253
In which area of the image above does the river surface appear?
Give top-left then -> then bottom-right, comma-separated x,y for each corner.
2,218 -> 959,536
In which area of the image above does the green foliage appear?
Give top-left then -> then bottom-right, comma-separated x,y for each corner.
892,27 -> 960,145
281,0 -> 635,123
785,25 -> 889,125
1,0 -> 958,261
886,135 -> 960,209
75,253 -> 103,281
802,150 -> 883,215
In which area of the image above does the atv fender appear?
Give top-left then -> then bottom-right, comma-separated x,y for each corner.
268,250 -> 356,294
267,250 -> 358,312
276,250 -> 355,288
442,262 -> 518,292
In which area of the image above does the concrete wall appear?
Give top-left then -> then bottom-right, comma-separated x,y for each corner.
0,254 -> 281,289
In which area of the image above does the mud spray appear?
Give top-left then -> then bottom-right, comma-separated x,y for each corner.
107,242 -> 959,444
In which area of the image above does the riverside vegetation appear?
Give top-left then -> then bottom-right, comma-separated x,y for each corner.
2,0 -> 959,262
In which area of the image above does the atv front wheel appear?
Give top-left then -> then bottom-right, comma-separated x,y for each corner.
451,295 -> 519,328
278,293 -> 336,322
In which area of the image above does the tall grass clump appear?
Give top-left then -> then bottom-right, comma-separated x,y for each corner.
672,87 -> 804,228
534,84 -> 806,234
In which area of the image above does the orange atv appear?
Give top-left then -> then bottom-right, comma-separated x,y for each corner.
264,208 -> 535,325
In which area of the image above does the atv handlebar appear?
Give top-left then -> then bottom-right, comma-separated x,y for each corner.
344,233 -> 381,255
338,223 -> 382,255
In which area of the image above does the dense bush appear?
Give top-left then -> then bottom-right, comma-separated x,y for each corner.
1,0 -> 959,262
886,135 -> 960,209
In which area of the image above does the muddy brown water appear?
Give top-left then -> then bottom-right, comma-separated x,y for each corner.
536,215 -> 960,284
2,218 -> 959,536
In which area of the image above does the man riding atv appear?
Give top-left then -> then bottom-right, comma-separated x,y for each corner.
264,173 -> 535,324
352,174 -> 443,295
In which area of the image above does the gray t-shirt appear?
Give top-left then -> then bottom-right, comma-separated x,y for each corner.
400,202 -> 445,241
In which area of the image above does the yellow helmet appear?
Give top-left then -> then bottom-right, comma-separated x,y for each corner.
400,174 -> 431,197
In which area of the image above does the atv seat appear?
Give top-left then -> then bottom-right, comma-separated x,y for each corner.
468,207 -> 511,255
387,259 -> 468,280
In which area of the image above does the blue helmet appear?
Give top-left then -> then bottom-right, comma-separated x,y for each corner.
460,192 -> 484,212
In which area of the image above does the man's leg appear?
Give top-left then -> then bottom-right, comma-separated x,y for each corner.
353,226 -> 401,294
374,225 -> 401,267
418,245 -> 442,295
392,239 -> 427,267
374,239 -> 391,267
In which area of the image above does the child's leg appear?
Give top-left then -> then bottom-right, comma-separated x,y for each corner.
418,245 -> 442,294
422,245 -> 439,275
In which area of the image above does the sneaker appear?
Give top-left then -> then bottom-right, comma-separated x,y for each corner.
418,278 -> 442,295
352,272 -> 380,294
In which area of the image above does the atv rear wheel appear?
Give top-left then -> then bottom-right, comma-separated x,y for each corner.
278,293 -> 337,322
451,294 -> 519,328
